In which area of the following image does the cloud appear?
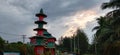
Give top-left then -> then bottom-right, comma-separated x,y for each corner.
61,9 -> 99,37
0,0 -> 109,43
0,0 -> 34,42
40,0 -> 104,20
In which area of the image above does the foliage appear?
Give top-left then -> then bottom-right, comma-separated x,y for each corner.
0,36 -> 5,51
0,36 -> 34,55
58,29 -> 89,55
92,0 -> 120,55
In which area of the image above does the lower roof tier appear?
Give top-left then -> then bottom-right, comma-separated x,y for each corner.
29,36 -> 46,39
45,47 -> 55,49
34,45 -> 46,47
34,28 -> 46,31
47,37 -> 56,40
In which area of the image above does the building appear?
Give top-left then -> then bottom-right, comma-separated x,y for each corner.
30,9 -> 56,55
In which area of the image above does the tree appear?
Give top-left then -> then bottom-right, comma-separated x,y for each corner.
58,29 -> 89,55
0,36 -> 34,55
0,37 -> 5,52
75,29 -> 89,55
101,0 -> 120,39
62,37 -> 71,52
92,0 -> 120,54
101,0 -> 120,40
92,16 -> 112,55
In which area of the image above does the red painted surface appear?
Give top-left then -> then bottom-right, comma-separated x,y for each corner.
51,49 -> 55,55
30,38 -> 36,44
34,46 -> 44,55
39,16 -> 44,21
47,39 -> 55,42
37,30 -> 43,36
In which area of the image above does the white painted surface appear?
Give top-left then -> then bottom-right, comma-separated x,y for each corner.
4,52 -> 20,55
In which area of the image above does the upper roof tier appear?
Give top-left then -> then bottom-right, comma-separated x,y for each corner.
36,8 -> 47,17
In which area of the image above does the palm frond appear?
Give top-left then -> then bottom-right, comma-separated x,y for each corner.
92,26 -> 99,31
101,0 -> 120,9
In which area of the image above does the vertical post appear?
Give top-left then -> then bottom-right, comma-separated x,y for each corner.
74,36 -> 76,53
70,38 -> 72,52
78,36 -> 79,54
22,35 -> 26,43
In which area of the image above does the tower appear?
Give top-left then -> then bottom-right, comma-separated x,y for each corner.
30,9 -> 56,55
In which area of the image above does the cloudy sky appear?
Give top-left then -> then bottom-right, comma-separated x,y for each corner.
0,0 -> 110,43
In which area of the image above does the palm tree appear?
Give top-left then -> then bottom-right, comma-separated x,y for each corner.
101,0 -> 120,41
92,16 -> 111,55
92,0 -> 120,55
92,16 -> 112,43
93,15 -> 120,54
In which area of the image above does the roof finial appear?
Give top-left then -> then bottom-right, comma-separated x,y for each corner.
40,8 -> 43,14
36,8 -> 47,17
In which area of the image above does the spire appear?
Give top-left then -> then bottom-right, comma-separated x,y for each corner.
36,8 -> 47,17
40,8 -> 44,14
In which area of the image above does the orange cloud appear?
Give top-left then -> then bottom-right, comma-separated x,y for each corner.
62,9 -> 99,37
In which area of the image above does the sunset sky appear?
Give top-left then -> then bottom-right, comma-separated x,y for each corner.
0,0 -> 111,43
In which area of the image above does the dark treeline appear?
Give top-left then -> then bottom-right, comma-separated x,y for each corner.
0,37 -> 34,55
57,29 -> 90,55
